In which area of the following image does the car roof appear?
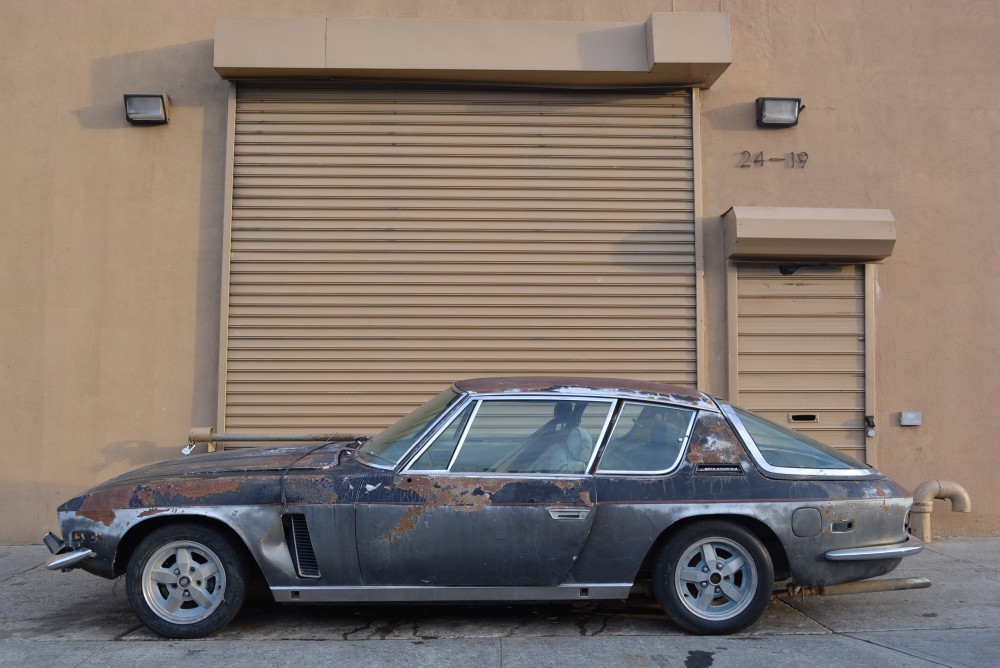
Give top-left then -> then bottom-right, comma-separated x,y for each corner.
452,376 -> 718,411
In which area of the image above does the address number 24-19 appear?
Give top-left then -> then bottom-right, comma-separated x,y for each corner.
738,151 -> 809,168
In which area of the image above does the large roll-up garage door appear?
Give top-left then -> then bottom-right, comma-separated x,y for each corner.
222,86 -> 696,436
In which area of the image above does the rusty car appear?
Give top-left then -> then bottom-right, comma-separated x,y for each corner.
44,376 -> 924,637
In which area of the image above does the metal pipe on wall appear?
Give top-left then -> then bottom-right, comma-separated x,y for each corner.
910,479 -> 972,543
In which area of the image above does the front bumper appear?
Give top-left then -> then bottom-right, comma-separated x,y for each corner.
825,535 -> 924,561
43,531 -> 95,572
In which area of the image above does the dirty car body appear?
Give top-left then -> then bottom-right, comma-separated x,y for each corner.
45,377 -> 922,637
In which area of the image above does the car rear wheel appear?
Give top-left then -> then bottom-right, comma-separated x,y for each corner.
126,523 -> 248,638
654,521 -> 773,635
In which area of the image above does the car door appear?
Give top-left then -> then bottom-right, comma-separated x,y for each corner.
355,396 -> 613,586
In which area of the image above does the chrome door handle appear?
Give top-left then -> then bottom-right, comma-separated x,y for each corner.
547,507 -> 590,520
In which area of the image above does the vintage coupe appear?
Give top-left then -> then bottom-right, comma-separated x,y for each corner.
45,377 -> 923,637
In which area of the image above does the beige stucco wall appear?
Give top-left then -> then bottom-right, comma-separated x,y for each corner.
697,0 -> 1000,538
1,0 -> 997,543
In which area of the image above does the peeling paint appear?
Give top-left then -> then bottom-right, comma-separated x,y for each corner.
686,414 -> 748,465
76,485 -> 134,526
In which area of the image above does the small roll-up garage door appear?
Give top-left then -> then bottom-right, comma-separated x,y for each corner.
735,264 -> 868,462
221,86 -> 696,436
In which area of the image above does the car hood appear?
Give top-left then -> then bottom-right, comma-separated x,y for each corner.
92,441 -> 358,490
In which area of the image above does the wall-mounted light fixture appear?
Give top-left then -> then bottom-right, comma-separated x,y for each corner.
755,97 -> 804,128
124,94 -> 170,125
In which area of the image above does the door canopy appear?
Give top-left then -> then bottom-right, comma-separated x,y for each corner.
214,13 -> 731,88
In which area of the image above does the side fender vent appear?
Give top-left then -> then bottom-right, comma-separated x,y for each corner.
695,463 -> 744,475
284,514 -> 321,578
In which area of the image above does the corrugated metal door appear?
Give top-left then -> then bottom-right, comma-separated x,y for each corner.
222,87 -> 696,436
735,264 -> 867,462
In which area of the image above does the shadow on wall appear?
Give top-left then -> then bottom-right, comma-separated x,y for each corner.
702,101 -> 758,132
88,440 -> 184,473
73,40 -> 216,130
576,24 -> 649,73
72,38 -> 228,435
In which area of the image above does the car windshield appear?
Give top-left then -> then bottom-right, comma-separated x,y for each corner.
356,388 -> 461,467
733,407 -> 868,470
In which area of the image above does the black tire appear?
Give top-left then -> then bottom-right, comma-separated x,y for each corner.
653,521 -> 774,635
125,522 -> 248,638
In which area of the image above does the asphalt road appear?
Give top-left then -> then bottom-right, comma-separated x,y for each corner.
1,538 -> 997,667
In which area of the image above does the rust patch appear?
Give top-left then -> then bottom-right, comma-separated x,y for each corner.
77,477 -> 246,525
383,477 -> 511,540
687,414 -> 748,465
381,476 -> 594,541
77,485 -> 135,526
385,506 -> 427,542
548,479 -> 592,505
395,476 -> 512,506
135,487 -> 158,506
287,473 -> 340,504
145,477 -> 243,501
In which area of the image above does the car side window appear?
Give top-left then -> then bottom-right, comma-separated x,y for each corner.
436,398 -> 610,475
597,402 -> 695,473
408,402 -> 476,471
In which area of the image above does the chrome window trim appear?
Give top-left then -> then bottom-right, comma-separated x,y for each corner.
399,395 -> 477,473
718,401 -> 878,478
363,391 -> 470,471
403,394 -> 615,476
594,402 -> 698,476
445,399 -> 483,472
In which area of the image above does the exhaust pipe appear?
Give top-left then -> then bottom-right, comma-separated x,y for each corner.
776,577 -> 931,599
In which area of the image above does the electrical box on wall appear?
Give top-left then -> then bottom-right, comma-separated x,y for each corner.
899,412 -> 923,426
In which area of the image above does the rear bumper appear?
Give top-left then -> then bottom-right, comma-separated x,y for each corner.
825,536 -> 924,561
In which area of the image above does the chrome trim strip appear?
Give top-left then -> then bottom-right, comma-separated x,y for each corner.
46,548 -> 95,571
446,399 -> 482,471
825,538 -> 924,561
717,401 -> 878,478
582,402 -> 618,473
270,583 -> 633,603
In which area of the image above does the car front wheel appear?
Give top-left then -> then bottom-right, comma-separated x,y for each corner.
126,523 -> 248,638
653,521 -> 774,635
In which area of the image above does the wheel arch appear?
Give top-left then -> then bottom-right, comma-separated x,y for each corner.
113,514 -> 266,584
640,513 -> 790,582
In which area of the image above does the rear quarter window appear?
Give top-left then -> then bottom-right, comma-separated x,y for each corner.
732,407 -> 866,470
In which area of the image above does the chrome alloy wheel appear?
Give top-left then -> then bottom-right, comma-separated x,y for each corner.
673,536 -> 758,620
141,540 -> 227,625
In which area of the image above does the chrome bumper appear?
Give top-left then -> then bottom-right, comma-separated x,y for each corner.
825,536 -> 924,561
43,531 -> 95,571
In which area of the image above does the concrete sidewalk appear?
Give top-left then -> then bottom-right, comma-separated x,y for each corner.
1,538 -> 997,667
